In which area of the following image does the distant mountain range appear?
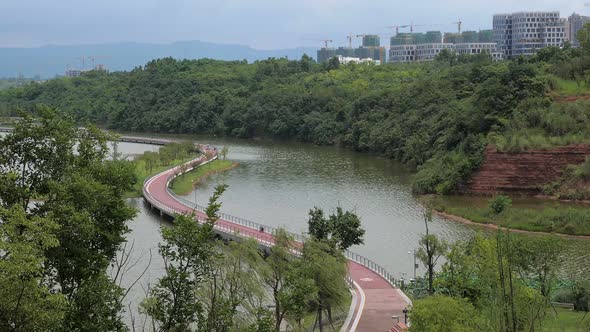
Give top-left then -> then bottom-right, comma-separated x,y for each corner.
0,41 -> 318,79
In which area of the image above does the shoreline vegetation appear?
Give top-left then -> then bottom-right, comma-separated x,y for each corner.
170,159 -> 237,195
3,45 -> 590,196
124,141 -> 200,198
431,196 -> 590,238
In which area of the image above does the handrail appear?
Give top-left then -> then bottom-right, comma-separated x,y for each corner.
142,149 -> 400,289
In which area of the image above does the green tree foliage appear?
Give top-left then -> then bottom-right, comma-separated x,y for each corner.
409,295 -> 481,332
307,207 -> 365,251
437,234 -> 548,332
489,195 -> 512,216
301,239 -> 348,332
141,185 -> 222,331
577,23 -> 590,54
0,54 -> 561,194
0,107 -> 136,330
416,208 -> 447,295
0,206 -> 65,331
261,229 -> 296,330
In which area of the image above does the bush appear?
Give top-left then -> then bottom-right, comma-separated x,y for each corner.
489,195 -> 512,215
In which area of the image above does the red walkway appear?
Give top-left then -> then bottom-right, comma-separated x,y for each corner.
143,151 -> 411,331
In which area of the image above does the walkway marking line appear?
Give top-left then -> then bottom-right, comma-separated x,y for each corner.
349,280 -> 365,332
340,288 -> 358,332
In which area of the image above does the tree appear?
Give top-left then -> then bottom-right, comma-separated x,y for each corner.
409,295 -> 481,332
307,207 -> 365,251
0,206 -> 65,331
0,107 -> 137,330
261,229 -> 294,331
220,146 -> 229,160
416,207 -> 447,295
199,239 -> 265,331
246,308 -> 275,332
302,239 -> 348,332
143,151 -> 159,173
513,236 -> 563,301
577,23 -> 590,54
489,195 -> 512,216
142,184 -> 226,331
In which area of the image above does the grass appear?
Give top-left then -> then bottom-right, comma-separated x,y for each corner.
169,159 -> 236,195
432,196 -> 590,236
551,76 -> 590,96
289,293 -> 352,332
542,307 -> 589,331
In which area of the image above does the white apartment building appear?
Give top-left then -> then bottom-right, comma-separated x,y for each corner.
454,43 -> 504,61
337,55 -> 379,65
389,45 -> 416,63
415,43 -> 454,61
494,11 -> 568,58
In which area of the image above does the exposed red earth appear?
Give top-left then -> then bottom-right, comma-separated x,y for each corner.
464,145 -> 590,195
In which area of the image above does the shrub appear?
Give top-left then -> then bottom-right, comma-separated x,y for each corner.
489,195 -> 512,215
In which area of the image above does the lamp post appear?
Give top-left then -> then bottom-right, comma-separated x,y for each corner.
407,249 -> 417,280
403,307 -> 409,325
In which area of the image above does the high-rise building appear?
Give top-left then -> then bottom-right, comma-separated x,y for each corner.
568,13 -> 590,47
415,43 -> 455,61
493,11 -> 567,58
356,35 -> 386,63
388,30 -> 502,63
454,43 -> 504,61
317,48 -> 337,63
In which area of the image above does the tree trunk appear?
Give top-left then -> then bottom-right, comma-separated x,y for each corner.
428,261 -> 434,295
318,306 -> 323,332
274,288 -> 281,331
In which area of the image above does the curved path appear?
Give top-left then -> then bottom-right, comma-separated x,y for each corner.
143,148 -> 411,331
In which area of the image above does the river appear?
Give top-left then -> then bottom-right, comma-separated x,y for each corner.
2,133 -> 588,323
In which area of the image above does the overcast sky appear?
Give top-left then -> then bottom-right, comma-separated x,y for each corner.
0,0 -> 583,49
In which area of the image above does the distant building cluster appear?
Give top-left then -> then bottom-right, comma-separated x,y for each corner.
317,35 -> 386,64
317,11 -> 590,64
389,30 -> 502,63
65,64 -> 108,78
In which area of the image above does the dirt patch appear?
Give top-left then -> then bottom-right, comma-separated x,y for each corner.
464,145 -> 590,195
554,94 -> 590,103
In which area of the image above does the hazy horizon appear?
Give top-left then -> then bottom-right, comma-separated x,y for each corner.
1,0 -> 583,49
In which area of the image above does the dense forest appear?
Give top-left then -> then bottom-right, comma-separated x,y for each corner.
2,43 -> 590,194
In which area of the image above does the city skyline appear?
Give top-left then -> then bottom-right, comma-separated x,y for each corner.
0,0 -> 583,49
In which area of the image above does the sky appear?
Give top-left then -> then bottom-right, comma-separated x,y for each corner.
0,0 -> 583,49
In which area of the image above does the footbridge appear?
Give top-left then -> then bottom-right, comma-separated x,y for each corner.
142,148 -> 411,331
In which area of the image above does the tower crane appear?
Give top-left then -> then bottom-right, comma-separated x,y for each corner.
453,19 -> 463,34
346,34 -> 355,48
385,25 -> 410,35
87,56 -> 111,69
320,39 -> 333,48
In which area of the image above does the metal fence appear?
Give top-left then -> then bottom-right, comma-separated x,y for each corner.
143,154 -> 400,289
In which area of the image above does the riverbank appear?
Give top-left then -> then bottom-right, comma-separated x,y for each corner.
169,159 -> 237,195
432,197 -> 590,238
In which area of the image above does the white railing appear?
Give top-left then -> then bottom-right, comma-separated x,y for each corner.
142,150 -> 400,289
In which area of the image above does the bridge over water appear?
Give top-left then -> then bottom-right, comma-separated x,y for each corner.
142,148 -> 411,331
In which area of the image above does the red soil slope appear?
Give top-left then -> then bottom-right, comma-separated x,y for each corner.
464,145 -> 590,195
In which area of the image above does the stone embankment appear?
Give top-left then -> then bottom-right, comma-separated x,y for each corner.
464,145 -> 590,195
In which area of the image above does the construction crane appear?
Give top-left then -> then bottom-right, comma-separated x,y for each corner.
453,19 -> 463,34
385,25 -> 411,35
76,56 -> 87,69
346,34 -> 355,48
320,39 -> 333,48
87,56 -> 110,68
